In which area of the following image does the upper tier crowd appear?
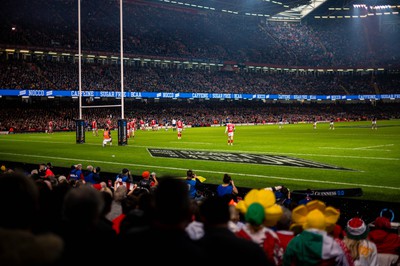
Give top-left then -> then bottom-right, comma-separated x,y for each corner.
1,0 -> 399,68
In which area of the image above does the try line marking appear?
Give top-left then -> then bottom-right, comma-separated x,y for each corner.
320,144 -> 394,151
170,141 -> 213,145
0,151 -> 399,191
0,138 -> 399,161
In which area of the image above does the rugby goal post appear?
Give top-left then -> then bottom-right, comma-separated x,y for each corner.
75,0 -> 127,145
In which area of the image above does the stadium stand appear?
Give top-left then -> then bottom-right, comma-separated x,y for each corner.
0,0 -> 399,264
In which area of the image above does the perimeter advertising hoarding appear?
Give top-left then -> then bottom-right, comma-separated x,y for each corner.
1,89 -> 399,101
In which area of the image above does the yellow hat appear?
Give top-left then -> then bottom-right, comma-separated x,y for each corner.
290,200 -> 340,232
304,209 -> 326,230
236,188 -> 283,227
291,204 -> 308,226
325,207 -> 341,232
265,204 -> 284,227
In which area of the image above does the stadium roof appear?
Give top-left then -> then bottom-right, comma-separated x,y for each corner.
141,0 -> 328,21
139,0 -> 400,22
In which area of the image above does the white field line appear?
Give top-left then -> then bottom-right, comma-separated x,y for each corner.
320,148 -> 392,152
320,144 -> 394,152
0,151 -> 399,191
25,136 -> 53,139
353,144 -> 394,150
0,138 -> 399,161
335,134 -> 400,137
170,141 -> 213,145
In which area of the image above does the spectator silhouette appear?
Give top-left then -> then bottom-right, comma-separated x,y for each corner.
118,188 -> 152,235
116,168 -> 133,183
185,169 -> 204,201
275,206 -> 295,253
197,195 -> 273,265
0,172 -> 63,265
185,200 -> 204,240
96,191 -> 117,238
236,189 -> 284,265
117,177 -> 205,266
68,164 -> 84,181
84,165 -> 98,184
283,200 -> 350,265
369,216 -> 400,254
227,203 -> 245,233
216,173 -> 238,201
298,188 -> 313,205
137,170 -> 158,192
344,217 -> 378,266
106,184 -> 128,221
57,185 -> 116,265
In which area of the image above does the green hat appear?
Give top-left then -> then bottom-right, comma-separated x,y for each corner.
245,203 -> 265,225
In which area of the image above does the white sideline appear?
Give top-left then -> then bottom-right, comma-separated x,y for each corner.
320,144 -> 394,151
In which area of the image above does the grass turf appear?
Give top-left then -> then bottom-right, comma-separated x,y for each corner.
0,120 -> 399,203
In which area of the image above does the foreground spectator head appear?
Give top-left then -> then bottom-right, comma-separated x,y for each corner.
200,196 -> 231,226
374,216 -> 391,230
346,217 -> 369,240
153,177 -> 191,227
62,185 -> 104,229
369,215 -> 400,259
0,172 -> 39,229
276,205 -> 292,230
142,171 -> 150,179
58,175 -> 68,183
344,217 -> 378,265
0,172 -> 64,266
186,169 -> 194,179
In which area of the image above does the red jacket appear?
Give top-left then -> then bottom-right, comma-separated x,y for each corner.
369,229 -> 400,254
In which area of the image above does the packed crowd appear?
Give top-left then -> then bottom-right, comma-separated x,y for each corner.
2,59 -> 400,94
0,164 -> 399,265
1,1 -> 399,264
1,99 -> 397,132
1,0 -> 399,68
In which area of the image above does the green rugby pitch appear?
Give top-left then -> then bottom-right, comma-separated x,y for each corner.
0,120 -> 399,203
